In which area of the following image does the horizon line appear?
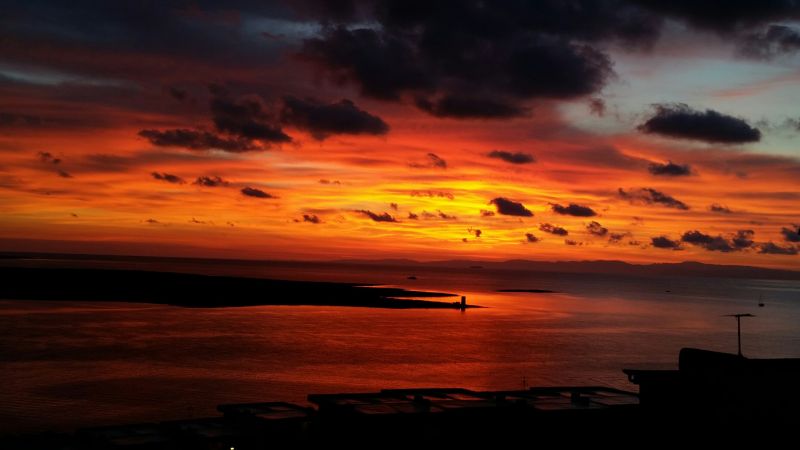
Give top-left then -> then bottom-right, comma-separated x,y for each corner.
2,249 -> 798,275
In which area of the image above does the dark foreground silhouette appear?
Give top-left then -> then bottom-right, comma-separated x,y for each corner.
5,348 -> 799,448
0,267 -> 477,309
625,347 -> 800,437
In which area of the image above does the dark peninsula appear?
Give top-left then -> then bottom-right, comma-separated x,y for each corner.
0,267 -> 476,309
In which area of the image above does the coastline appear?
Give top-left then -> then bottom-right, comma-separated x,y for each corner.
0,267 -> 477,309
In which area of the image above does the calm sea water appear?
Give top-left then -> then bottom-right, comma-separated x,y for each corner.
1,258 -> 799,433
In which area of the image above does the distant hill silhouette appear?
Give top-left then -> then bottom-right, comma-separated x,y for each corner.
336,258 -> 800,280
1,251 -> 798,280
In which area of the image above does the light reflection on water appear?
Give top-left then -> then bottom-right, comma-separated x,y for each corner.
1,259 -> 799,433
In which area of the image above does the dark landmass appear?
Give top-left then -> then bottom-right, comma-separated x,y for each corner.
497,289 -> 556,293
1,251 -> 798,280
338,258 -> 800,280
0,267 -> 475,309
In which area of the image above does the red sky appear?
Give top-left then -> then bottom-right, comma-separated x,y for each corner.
1,2 -> 799,268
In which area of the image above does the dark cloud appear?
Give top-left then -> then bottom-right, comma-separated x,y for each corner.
411,190 -> 454,199
709,204 -> 733,214
145,218 -> 160,224
732,230 -> 756,249
552,203 -> 597,217
490,197 -> 533,217
37,151 -> 70,177
419,211 -> 436,219
480,209 -> 495,217
393,208 -> 454,220
141,88 -> 293,152
740,25 -> 800,59
681,230 -> 736,252
565,239 -> 581,246
410,153 -> 448,169
300,1 -> 634,120
427,153 -> 448,169
648,161 -> 692,176
390,202 -> 398,210
586,221 -> 608,236
638,103 -> 761,144
466,228 -> 482,238
210,94 -> 292,143
759,242 -> 798,255
782,226 -> 800,242
634,2 -> 800,33
415,95 -> 529,119
36,152 -> 72,178
678,229 -> 756,252
241,187 -> 275,199
303,214 -> 321,224
487,150 -> 536,165
588,97 -> 606,117
301,26 -> 433,101
151,172 -> 185,184
357,210 -> 398,222
194,176 -> 229,187
525,233 -> 539,243
139,129 -> 258,152
280,96 -> 389,139
609,232 -> 631,243
540,223 -> 568,236
319,179 -> 341,185
437,210 -> 457,220
38,152 -> 61,165
168,87 -> 189,102
618,187 -> 689,210
651,236 -> 682,250
626,2 -> 800,62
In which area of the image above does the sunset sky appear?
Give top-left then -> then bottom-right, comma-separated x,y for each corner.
1,1 -> 799,267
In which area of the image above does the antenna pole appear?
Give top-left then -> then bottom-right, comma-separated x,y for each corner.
725,313 -> 754,357
737,315 -> 742,357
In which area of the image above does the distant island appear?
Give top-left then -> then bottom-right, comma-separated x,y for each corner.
497,289 -> 556,293
336,258 -> 800,281
0,267 -> 476,309
1,251 -> 799,281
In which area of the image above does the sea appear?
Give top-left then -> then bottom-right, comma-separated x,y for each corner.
1,256 -> 799,433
